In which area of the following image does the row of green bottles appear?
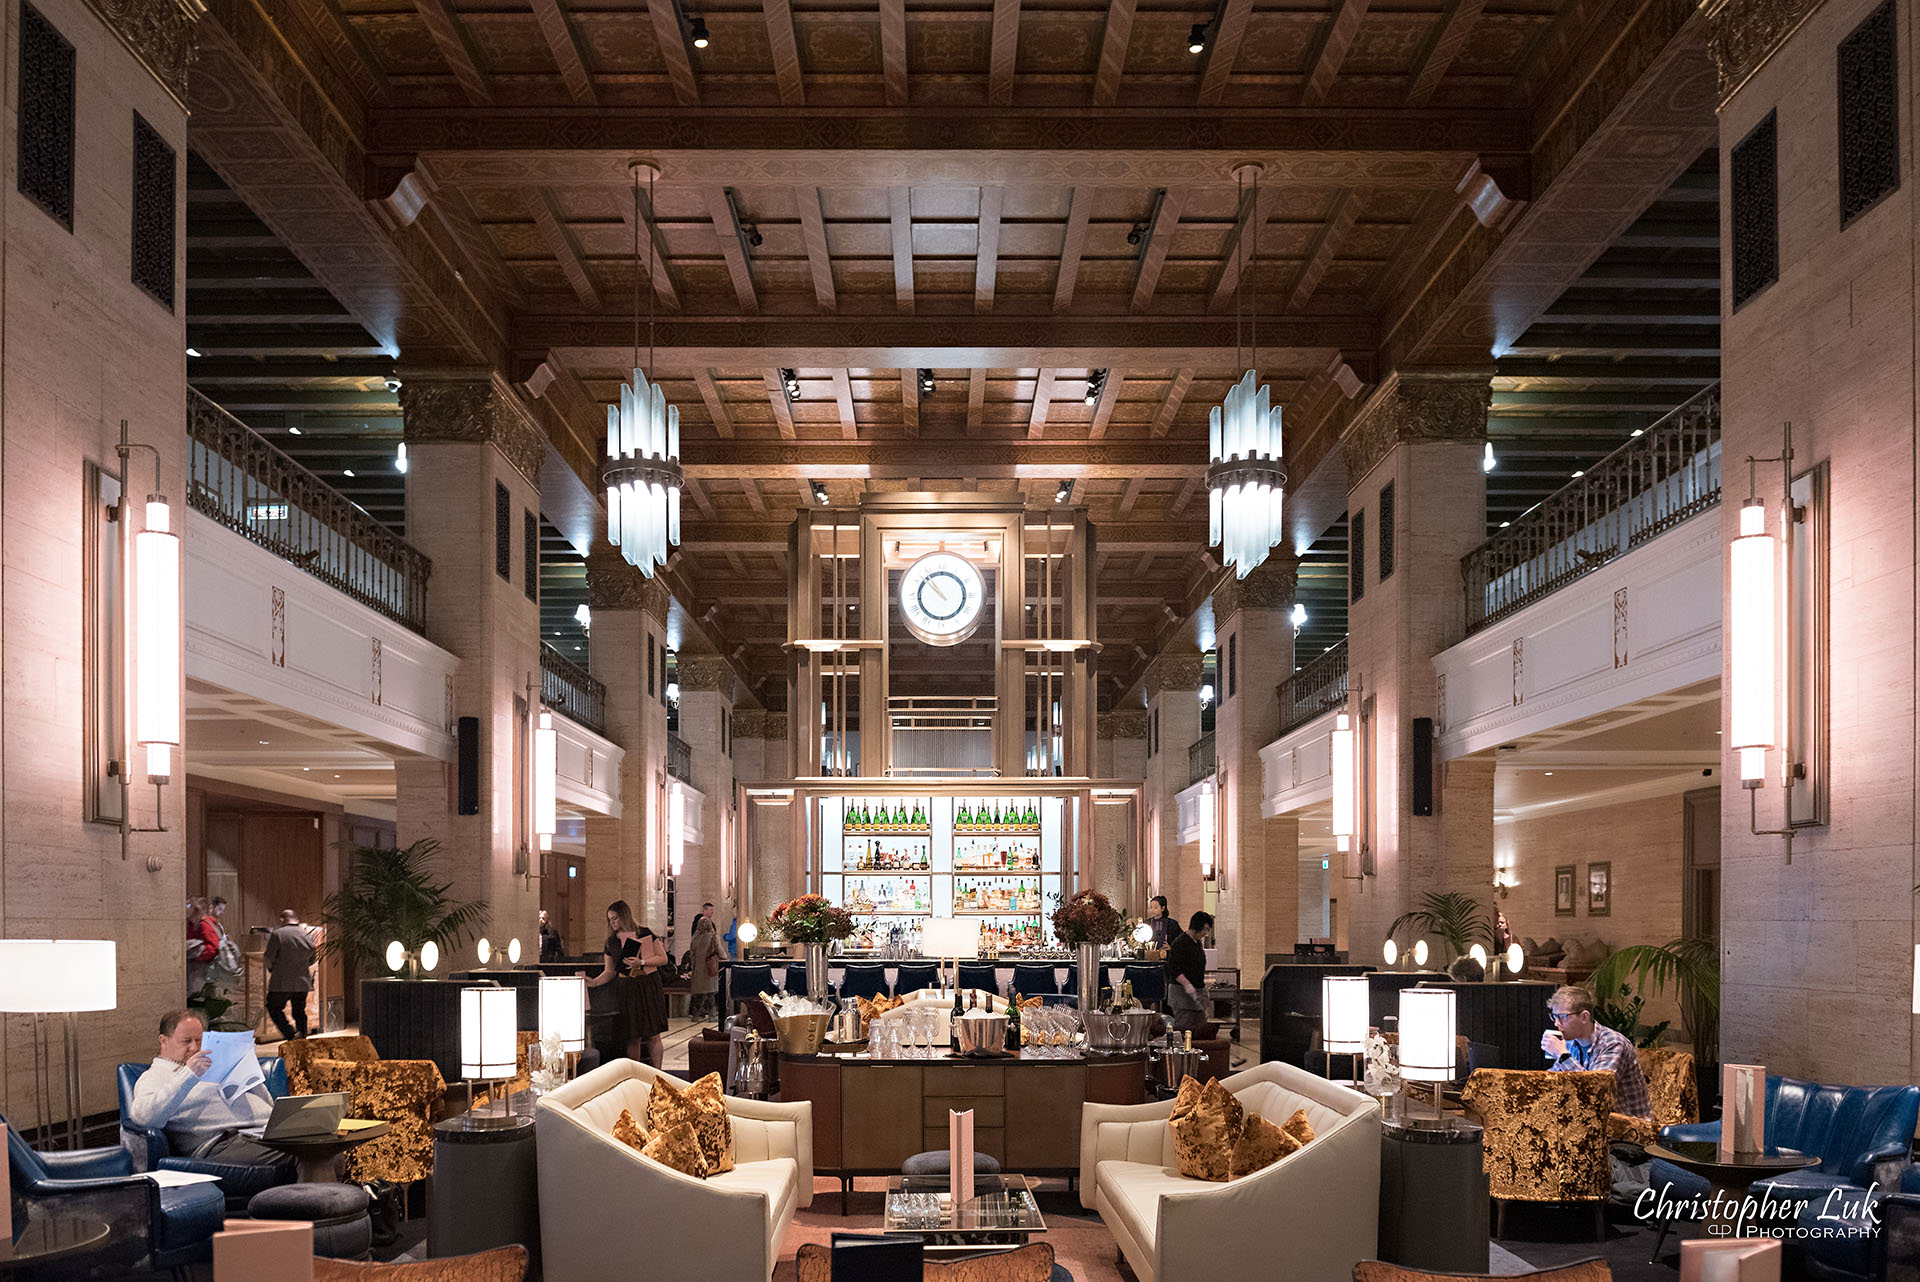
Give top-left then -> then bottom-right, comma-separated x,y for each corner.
846,798 -> 926,827
955,799 -> 1039,827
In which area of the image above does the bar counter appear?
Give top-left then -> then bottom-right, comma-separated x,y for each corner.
778,1049 -> 1148,1188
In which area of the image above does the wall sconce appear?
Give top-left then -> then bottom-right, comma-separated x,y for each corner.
1730,424 -> 1799,862
1197,779 -> 1217,883
111,420 -> 178,869
534,710 -> 557,853
1332,677 -> 1373,880
669,786 -> 686,876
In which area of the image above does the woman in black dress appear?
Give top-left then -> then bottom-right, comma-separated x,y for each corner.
585,899 -> 669,1064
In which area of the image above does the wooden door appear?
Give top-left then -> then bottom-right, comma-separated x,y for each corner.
543,853 -> 586,956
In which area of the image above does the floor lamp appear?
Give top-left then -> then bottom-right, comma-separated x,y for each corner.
0,940 -> 117,1149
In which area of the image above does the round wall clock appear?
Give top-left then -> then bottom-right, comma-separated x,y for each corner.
898,551 -> 987,646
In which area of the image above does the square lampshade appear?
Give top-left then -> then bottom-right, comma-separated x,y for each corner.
540,975 -> 587,1052
921,917 -> 980,961
460,986 -> 519,1081
1321,976 -> 1369,1054
0,940 -> 117,1012
1397,988 -> 1457,1083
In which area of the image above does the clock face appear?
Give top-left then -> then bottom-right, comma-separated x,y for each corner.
899,552 -> 986,646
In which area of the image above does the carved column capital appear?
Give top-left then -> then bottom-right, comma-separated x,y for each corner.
1099,710 -> 1149,740
1144,653 -> 1205,701
1339,368 -> 1492,489
732,708 -> 769,740
586,546 -> 649,610
399,371 -> 547,487
1706,0 -> 1830,104
677,656 -> 735,699
86,0 -> 202,108
1214,556 -> 1298,627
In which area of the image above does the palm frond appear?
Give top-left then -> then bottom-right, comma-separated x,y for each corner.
319,838 -> 491,975
1385,891 -> 1496,962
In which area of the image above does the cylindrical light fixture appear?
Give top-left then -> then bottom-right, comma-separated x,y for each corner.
1197,781 -> 1216,878
1397,988 -> 1457,1083
669,787 -> 685,875
1321,976 -> 1369,1054
534,711 -> 557,852
540,975 -> 588,1052
460,986 -> 519,1080
134,497 -> 181,780
0,940 -> 118,1012
1382,939 -> 1398,968
1330,713 -> 1353,852
1729,499 -> 1777,785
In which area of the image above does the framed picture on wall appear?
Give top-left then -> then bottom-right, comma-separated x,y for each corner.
1587,861 -> 1612,916
1554,866 -> 1576,916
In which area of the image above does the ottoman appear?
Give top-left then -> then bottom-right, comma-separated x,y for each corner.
901,1149 -> 1002,1176
247,1183 -> 373,1260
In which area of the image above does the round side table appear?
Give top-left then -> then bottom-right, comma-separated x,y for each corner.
1380,1117 -> 1489,1274
429,1115 -> 540,1272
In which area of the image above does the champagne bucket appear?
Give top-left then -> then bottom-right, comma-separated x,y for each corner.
774,1012 -> 831,1055
1157,1045 -> 1204,1090
954,1012 -> 1008,1055
1086,1009 -> 1157,1053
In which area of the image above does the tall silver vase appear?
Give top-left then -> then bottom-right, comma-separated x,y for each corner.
805,942 -> 829,1002
1076,941 -> 1101,1015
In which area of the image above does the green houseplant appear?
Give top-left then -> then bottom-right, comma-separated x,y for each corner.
1386,892 -> 1497,964
1588,937 -> 1719,1064
319,839 -> 490,977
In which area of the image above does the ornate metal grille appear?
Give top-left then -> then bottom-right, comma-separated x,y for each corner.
1349,509 -> 1366,603
1731,112 -> 1779,309
18,3 -> 75,229
1839,0 -> 1899,226
494,481 -> 511,581
1377,481 -> 1396,582
541,642 -> 606,735
1275,638 -> 1348,737
667,731 -> 692,783
131,113 -> 175,308
523,509 -> 538,602
1188,730 -> 1215,787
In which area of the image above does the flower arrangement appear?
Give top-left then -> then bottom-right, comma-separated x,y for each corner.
1363,1031 -> 1401,1097
1050,890 -> 1125,946
769,894 -> 855,944
529,1032 -> 568,1094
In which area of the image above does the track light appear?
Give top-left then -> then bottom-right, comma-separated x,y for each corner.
781,368 -> 801,401
1188,22 -> 1208,53
1125,221 -> 1147,247
917,369 -> 935,396
1085,369 -> 1108,406
395,442 -> 408,474
689,16 -> 709,47
745,223 -> 763,248
811,480 -> 830,506
385,377 -> 402,393
1055,479 -> 1073,503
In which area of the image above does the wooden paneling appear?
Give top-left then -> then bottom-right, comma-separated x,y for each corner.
1005,1065 -> 1089,1169
240,813 -> 325,934
841,1064 -> 923,1170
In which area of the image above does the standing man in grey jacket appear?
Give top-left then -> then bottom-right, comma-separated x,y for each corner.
264,909 -> 317,1041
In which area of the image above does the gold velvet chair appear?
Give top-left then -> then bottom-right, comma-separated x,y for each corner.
1354,1258 -> 1612,1282
313,1245 -> 527,1280
281,1035 -> 448,1185
1607,1047 -> 1698,1147
1460,1068 -> 1616,1241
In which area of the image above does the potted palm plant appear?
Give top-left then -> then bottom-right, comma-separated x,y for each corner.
320,838 -> 489,978
1386,892 -> 1497,967
1588,937 -> 1719,1068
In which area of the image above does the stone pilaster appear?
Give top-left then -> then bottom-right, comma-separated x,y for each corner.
391,372 -> 544,969
674,655 -> 735,949
1142,652 -> 1205,920
729,709 -> 794,925
1339,369 -> 1497,964
1092,710 -> 1149,904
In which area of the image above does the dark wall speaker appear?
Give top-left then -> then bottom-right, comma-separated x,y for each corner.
1412,716 -> 1434,816
457,716 -> 480,815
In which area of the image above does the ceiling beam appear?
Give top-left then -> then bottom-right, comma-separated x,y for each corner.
742,480 -> 769,515
1301,0 -> 1370,107
647,0 -> 702,105
1151,368 -> 1194,437
414,0 -> 493,106
704,187 -> 760,314
1289,189 -> 1359,311
1208,180 -> 1280,313
796,187 -> 836,312
1407,0 -> 1486,108
901,368 -> 920,436
1170,475 -> 1200,517
530,0 -> 597,106
692,368 -> 734,439
762,0 -> 806,105
1197,0 -> 1254,106
679,438 -> 1206,479
622,179 -> 682,313
1027,369 -> 1056,440
1118,476 -> 1147,517
975,186 -> 1003,313
988,0 -> 1022,107
879,0 -> 909,105
763,369 -> 797,439
1130,188 -> 1187,314
832,368 -> 857,439
1052,187 -> 1092,312
1091,0 -> 1136,108
890,186 -> 916,314
680,518 -> 1204,550
1088,367 -> 1124,438
967,368 -> 986,431
532,188 -> 600,311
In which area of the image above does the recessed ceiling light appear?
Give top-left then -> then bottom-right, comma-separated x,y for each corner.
1187,21 -> 1208,52
287,425 -> 302,435
1543,771 -> 1554,776
689,15 -> 709,47
258,739 -> 270,745
343,469 -> 356,478
1570,469 -> 1584,478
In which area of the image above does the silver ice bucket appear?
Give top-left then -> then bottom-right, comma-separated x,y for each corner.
954,1012 -> 1008,1055
1085,1008 -> 1157,1053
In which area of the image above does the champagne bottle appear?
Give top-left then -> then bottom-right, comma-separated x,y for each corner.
1006,992 -> 1021,1053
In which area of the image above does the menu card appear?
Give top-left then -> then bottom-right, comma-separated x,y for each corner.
949,1108 -> 974,1206
1682,1238 -> 1781,1282
1721,1063 -> 1766,1160
214,1221 -> 313,1281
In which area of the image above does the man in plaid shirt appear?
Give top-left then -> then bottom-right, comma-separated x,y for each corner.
1540,984 -> 1651,1118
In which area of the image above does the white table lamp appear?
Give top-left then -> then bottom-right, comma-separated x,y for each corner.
1398,987 -> 1457,1118
921,917 -> 981,993
539,975 -> 588,1053
1321,976 -> 1369,1084
0,940 -> 117,1149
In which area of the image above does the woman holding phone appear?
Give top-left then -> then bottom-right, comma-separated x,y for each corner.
587,899 -> 670,1065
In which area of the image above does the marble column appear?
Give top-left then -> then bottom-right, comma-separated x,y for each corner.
1338,369 -> 1498,966
731,709 -> 794,924
676,655 -> 736,945
1095,710 -> 1149,907
581,549 -> 673,942
1142,652 -> 1206,921
392,373 -> 545,969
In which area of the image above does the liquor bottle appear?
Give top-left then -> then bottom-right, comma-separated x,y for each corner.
951,983 -> 965,1054
1006,992 -> 1021,1053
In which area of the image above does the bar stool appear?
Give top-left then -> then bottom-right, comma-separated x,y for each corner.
890,962 -> 939,996
1012,964 -> 1060,1000
729,963 -> 774,1011
956,962 -> 1001,995
840,964 -> 892,999
782,962 -> 814,997
1123,964 -> 1166,1009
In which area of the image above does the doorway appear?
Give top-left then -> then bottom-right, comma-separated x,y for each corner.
543,852 -> 587,957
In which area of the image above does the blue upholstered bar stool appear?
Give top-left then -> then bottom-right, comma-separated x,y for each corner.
840,964 -> 892,999
890,962 -> 940,996
956,962 -> 1002,995
1012,963 -> 1061,1000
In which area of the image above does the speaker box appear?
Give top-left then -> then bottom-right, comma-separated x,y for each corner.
457,716 -> 480,815
1412,716 -> 1433,816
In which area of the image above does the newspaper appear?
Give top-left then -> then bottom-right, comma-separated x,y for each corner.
199,1029 -> 267,1101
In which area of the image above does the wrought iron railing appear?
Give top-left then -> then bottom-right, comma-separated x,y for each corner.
187,389 -> 431,634
1188,731 -> 1216,788
1276,638 -> 1349,737
1462,383 -> 1721,634
541,643 -> 606,736
667,731 -> 693,784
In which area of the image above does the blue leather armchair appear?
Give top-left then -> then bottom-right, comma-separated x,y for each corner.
6,1107 -> 224,1274
1649,1075 -> 1920,1282
117,1058 -> 293,1211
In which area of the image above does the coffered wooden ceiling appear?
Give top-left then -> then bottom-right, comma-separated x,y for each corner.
185,0 -> 1719,711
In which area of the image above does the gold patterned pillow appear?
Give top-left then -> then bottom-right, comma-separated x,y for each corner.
1168,1076 -> 1245,1181
611,1107 -> 648,1153
640,1119 -> 711,1179
794,1242 -> 1056,1282
645,1072 -> 735,1175
1228,1106 -> 1315,1178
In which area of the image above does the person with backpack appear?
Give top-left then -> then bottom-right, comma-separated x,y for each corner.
186,897 -> 221,999
263,909 -> 317,1040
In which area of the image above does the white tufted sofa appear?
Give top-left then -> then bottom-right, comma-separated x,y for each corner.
1079,1060 -> 1380,1282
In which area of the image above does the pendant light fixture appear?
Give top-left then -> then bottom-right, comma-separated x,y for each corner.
1208,161 -> 1287,579
604,160 -> 683,575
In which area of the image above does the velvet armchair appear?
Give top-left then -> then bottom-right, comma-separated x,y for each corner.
1460,1067 -> 1616,1241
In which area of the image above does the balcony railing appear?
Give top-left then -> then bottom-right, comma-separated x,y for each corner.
667,731 -> 693,784
1276,638 -> 1349,737
1462,383 -> 1721,635
1188,731 -> 1216,788
188,390 -> 431,634
541,643 -> 607,736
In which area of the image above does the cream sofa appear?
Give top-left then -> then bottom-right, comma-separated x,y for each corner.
1079,1060 -> 1380,1282
536,1058 -> 812,1281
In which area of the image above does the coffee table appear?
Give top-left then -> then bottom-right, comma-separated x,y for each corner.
257,1120 -> 392,1183
883,1173 -> 1046,1255
1647,1140 -> 1820,1237
0,1214 -> 111,1272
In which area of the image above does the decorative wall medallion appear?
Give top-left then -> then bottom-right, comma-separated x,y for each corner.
271,586 -> 285,666
1613,588 -> 1629,669
677,655 -> 733,696
585,546 -> 648,609
371,637 -> 383,706
1511,638 -> 1524,707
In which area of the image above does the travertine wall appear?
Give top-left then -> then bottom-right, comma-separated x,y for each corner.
0,0 -> 192,1130
1715,0 -> 1920,1083
1143,654 -> 1204,919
